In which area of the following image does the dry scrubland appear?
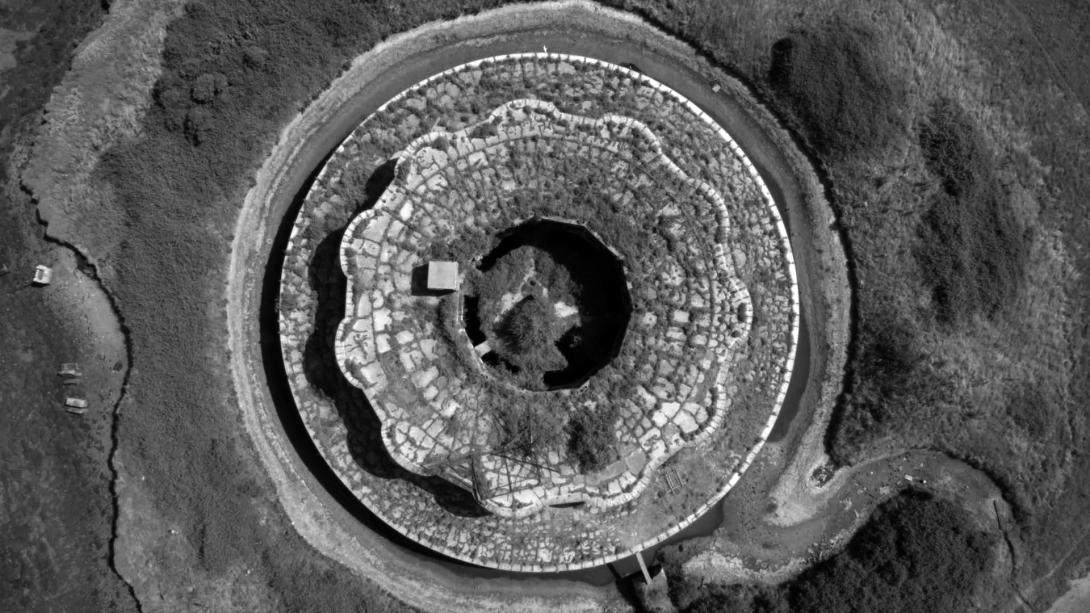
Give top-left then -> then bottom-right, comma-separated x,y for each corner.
8,0 -> 1089,611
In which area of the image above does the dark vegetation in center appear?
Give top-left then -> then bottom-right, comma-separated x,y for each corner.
468,219 -> 630,472
566,404 -> 622,472
738,9 -> 1086,607
469,218 -> 632,391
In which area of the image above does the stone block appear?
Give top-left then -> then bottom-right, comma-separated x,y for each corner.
426,260 -> 459,291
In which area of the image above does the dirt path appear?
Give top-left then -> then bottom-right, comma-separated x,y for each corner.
685,446 -> 1015,579
0,1 -> 137,609
17,0 -> 1016,611
0,217 -> 134,611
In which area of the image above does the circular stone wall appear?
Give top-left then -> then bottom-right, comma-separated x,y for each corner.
278,53 -> 798,571
468,217 -> 632,392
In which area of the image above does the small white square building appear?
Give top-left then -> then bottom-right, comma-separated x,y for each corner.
427,261 -> 459,292
32,265 -> 53,286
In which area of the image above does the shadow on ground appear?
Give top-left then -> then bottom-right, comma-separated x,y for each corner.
302,225 -> 489,518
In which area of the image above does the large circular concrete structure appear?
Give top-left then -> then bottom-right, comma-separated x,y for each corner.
278,53 -> 798,571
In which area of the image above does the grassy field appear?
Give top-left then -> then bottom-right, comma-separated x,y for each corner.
11,0 -> 1090,610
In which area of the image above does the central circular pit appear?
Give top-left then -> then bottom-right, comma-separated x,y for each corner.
467,218 -> 632,391
278,53 -> 799,571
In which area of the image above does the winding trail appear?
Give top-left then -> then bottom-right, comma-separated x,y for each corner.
7,0 -> 1044,610
15,1 -> 182,609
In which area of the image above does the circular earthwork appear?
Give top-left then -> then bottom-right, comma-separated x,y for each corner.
277,53 -> 799,572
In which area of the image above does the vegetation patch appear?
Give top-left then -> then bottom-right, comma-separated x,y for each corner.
831,311 -> 955,449
474,246 -> 577,385
782,11 -> 1072,536
467,218 -> 632,391
566,404 -> 621,472
679,491 -> 996,613
768,19 -> 908,156
915,97 -> 1029,324
784,491 -> 995,612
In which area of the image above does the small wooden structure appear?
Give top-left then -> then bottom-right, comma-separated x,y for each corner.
32,265 -> 53,286
426,261 -> 459,292
64,397 -> 88,409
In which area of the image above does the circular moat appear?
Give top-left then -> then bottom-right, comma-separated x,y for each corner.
277,53 -> 799,571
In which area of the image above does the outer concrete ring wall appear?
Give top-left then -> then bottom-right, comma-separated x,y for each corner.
226,1 -> 831,610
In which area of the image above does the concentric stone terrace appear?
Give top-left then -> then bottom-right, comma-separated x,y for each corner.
334,99 -> 752,518
279,53 -> 798,571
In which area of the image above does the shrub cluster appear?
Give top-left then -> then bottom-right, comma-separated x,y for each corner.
493,404 -> 563,459
682,491 -> 996,613
768,20 -> 907,156
566,404 -> 621,472
915,97 -> 1028,324
831,313 -> 954,451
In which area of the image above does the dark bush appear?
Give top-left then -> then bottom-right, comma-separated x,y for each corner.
241,45 -> 268,68
469,122 -> 498,139
682,583 -> 785,613
915,97 -> 1028,323
786,491 -> 995,613
566,404 -> 620,472
190,72 -> 227,103
768,20 -> 907,155
682,492 -> 995,613
492,296 -> 568,378
498,297 -> 552,353
830,311 -> 949,456
919,97 -> 989,197
184,106 -> 212,145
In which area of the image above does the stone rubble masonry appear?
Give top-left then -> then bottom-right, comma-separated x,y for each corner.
335,98 -> 751,519
278,53 -> 798,572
